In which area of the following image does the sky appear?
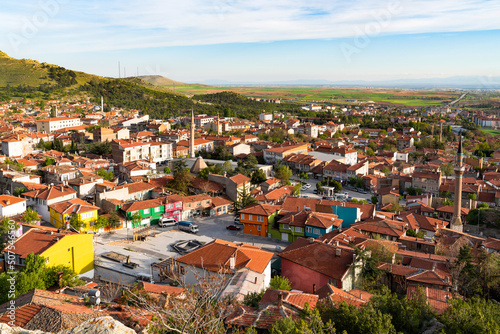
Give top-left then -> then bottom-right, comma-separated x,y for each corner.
1,0 -> 500,83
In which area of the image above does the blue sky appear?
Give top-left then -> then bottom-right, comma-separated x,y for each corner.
1,0 -> 500,83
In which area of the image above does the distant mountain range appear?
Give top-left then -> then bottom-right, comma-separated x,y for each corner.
200,76 -> 500,89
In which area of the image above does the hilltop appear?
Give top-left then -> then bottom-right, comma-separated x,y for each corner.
136,75 -> 187,87
0,51 -> 104,88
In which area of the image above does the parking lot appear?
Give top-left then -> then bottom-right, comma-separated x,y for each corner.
292,177 -> 373,202
95,213 -> 290,254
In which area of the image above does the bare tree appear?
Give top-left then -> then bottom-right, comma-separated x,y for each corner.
122,266 -> 233,334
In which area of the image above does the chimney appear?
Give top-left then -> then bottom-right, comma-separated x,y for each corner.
335,240 -> 339,247
278,292 -> 283,307
336,248 -> 341,257
229,256 -> 235,270
312,284 -> 316,293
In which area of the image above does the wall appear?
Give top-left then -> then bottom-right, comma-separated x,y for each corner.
97,187 -> 129,206
0,201 -> 26,217
42,234 -> 94,274
280,258 -> 330,293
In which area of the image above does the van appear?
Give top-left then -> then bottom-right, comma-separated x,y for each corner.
159,217 -> 177,227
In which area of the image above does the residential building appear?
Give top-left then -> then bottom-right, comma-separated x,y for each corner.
282,154 -> 321,173
239,203 -> 280,237
175,239 -> 273,288
49,198 -> 99,232
0,195 -> 27,217
1,133 -> 33,157
111,139 -> 173,164
36,117 -> 82,133
2,228 -> 93,274
23,185 -> 78,222
263,144 -> 308,164
177,194 -> 212,219
412,172 -> 442,194
279,238 -> 362,292
93,127 -> 116,142
273,210 -> 343,242
120,197 -> 169,227
208,173 -> 251,202
176,138 -> 214,154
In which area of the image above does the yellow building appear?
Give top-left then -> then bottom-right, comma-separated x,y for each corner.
49,198 -> 99,232
3,228 -> 93,274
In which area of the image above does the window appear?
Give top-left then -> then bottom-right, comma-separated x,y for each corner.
282,224 -> 290,230
306,227 -> 312,233
328,279 -> 338,287
81,212 -> 94,219
257,216 -> 264,222
295,227 -> 302,233
154,207 -> 160,213
314,228 -> 320,235
248,214 -> 253,221
257,226 -> 261,231
167,204 -> 173,209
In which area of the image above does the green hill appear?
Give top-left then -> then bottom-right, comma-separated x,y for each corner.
136,75 -> 187,87
0,51 -> 104,88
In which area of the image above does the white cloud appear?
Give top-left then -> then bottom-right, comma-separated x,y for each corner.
1,0 -> 500,54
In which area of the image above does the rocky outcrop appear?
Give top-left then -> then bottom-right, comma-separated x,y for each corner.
0,317 -> 136,334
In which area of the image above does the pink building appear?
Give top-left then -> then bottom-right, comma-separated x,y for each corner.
163,196 -> 183,222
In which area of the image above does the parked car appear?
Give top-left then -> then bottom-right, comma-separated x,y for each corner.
234,216 -> 242,224
226,225 -> 241,230
158,217 -> 177,227
304,183 -> 311,189
313,189 -> 318,194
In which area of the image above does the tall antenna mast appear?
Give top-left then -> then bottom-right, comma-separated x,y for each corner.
118,61 -> 121,78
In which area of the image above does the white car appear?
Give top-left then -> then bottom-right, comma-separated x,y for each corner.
303,183 -> 311,189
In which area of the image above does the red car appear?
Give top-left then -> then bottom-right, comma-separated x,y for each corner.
226,225 -> 241,230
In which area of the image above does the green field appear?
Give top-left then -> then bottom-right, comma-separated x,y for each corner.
175,85 -> 458,107
481,128 -> 500,136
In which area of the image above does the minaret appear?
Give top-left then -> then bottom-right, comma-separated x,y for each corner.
451,134 -> 465,232
439,121 -> 443,142
190,109 -> 195,158
101,96 -> 104,112
217,112 -> 221,135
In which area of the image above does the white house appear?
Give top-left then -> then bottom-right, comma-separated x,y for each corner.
0,195 -> 27,217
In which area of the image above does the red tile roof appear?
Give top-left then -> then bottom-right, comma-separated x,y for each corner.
0,304 -> 42,327
279,238 -> 356,280
239,203 -> 281,216
3,229 -> 76,259
176,239 -> 273,274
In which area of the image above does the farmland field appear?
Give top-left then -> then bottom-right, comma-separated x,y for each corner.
480,128 -> 500,136
175,85 -> 460,107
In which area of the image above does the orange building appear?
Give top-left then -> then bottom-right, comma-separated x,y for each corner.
239,203 -> 281,237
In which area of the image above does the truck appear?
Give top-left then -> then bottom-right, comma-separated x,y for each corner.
178,221 -> 199,233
